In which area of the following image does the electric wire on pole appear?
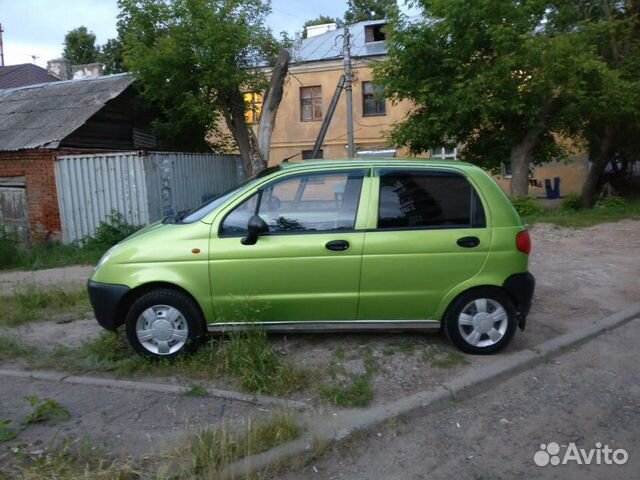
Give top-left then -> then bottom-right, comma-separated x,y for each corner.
343,24 -> 355,158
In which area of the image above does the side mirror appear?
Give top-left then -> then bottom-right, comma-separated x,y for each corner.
241,215 -> 269,245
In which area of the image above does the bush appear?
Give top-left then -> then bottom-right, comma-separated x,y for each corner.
0,227 -> 19,269
83,211 -> 141,250
561,193 -> 583,211
510,196 -> 544,217
596,195 -> 627,210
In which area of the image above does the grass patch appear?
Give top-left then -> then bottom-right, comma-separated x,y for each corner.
0,286 -> 91,327
0,211 -> 140,272
32,329 -> 312,397
21,396 -> 70,426
320,345 -> 377,408
420,346 -> 468,369
0,334 -> 35,361
320,374 -> 374,408
4,411 -> 300,479
522,198 -> 640,228
185,384 -> 208,397
180,411 -> 300,477
0,420 -> 17,443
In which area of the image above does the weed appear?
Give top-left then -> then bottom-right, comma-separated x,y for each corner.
334,346 -> 346,361
0,286 -> 90,327
0,420 -> 17,443
185,384 -> 208,397
0,334 -> 34,361
320,374 -> 374,408
216,327 -> 311,395
21,396 -> 70,426
177,411 -> 300,477
320,346 -> 377,408
561,193 -> 583,211
420,346 -> 468,368
0,210 -> 141,272
522,198 -> 640,228
596,195 -> 627,210
393,339 -> 416,355
511,196 -> 544,216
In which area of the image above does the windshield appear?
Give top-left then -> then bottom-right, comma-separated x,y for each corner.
177,165 -> 280,224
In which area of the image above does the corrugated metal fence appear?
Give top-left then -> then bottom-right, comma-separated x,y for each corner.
55,151 -> 244,244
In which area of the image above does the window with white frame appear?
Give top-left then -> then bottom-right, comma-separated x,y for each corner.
430,146 -> 458,160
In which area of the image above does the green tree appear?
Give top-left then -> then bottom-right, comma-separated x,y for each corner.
546,1 -> 640,206
376,0 -> 598,197
301,15 -> 343,38
99,38 -> 125,74
62,26 -> 100,64
344,0 -> 397,23
119,0 -> 289,174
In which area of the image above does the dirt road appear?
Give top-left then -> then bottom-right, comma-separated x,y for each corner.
278,318 -> 640,480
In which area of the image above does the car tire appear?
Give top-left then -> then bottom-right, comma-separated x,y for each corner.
124,289 -> 206,359
444,287 -> 517,355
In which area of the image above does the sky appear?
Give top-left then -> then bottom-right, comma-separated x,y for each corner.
0,0 -> 418,69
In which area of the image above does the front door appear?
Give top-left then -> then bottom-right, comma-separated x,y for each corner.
358,167 -> 491,320
209,169 -> 368,323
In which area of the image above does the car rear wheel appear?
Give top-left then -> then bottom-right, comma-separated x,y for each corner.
444,287 -> 517,355
125,289 -> 205,358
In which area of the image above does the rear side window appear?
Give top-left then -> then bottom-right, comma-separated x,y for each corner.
377,169 -> 485,229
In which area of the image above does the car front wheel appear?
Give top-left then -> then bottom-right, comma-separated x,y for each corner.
125,289 -> 205,358
444,287 -> 517,355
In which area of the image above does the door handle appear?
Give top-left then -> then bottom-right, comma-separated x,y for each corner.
457,236 -> 480,248
325,240 -> 350,251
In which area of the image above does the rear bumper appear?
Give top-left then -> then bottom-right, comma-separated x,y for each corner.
503,272 -> 535,330
87,280 -> 130,331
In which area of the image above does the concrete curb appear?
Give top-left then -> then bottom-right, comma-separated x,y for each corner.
220,304 -> 640,479
0,369 -> 309,411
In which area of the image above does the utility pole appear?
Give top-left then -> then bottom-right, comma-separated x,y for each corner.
0,23 -> 5,67
342,25 -> 355,158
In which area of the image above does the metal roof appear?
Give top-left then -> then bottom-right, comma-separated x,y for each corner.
0,63 -> 60,89
295,20 -> 388,64
0,73 -> 135,151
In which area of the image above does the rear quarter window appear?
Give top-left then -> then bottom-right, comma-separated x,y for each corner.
377,169 -> 486,229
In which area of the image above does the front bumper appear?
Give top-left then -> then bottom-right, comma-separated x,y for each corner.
87,280 -> 130,331
503,272 -> 535,331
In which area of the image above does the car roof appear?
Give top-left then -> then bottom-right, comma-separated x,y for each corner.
278,158 -> 478,172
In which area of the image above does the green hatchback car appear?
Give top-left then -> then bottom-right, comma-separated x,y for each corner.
88,159 -> 534,358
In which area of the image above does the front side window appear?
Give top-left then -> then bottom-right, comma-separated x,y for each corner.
378,170 -> 485,229
300,86 -> 323,121
220,170 -> 365,236
362,81 -> 386,116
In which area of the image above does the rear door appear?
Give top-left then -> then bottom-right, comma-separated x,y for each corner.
358,167 -> 490,320
209,168 -> 369,322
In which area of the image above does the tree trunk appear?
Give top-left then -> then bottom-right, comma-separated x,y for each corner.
581,126 -> 614,208
222,48 -> 290,178
221,90 -> 261,177
509,129 -> 542,197
509,100 -> 554,197
257,48 -> 290,169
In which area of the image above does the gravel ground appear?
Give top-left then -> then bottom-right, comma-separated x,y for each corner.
0,265 -> 93,296
4,220 -> 640,407
276,318 -> 640,480
0,375 -> 270,468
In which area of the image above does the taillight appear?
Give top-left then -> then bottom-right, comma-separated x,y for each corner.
516,230 -> 531,255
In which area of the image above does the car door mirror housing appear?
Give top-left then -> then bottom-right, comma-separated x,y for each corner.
241,215 -> 269,245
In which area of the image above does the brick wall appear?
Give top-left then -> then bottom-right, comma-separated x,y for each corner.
0,148 -> 103,244
0,149 -> 59,243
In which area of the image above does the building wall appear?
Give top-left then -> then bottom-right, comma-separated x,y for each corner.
0,149 -> 60,243
266,58 -> 414,165
494,154 -> 590,198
